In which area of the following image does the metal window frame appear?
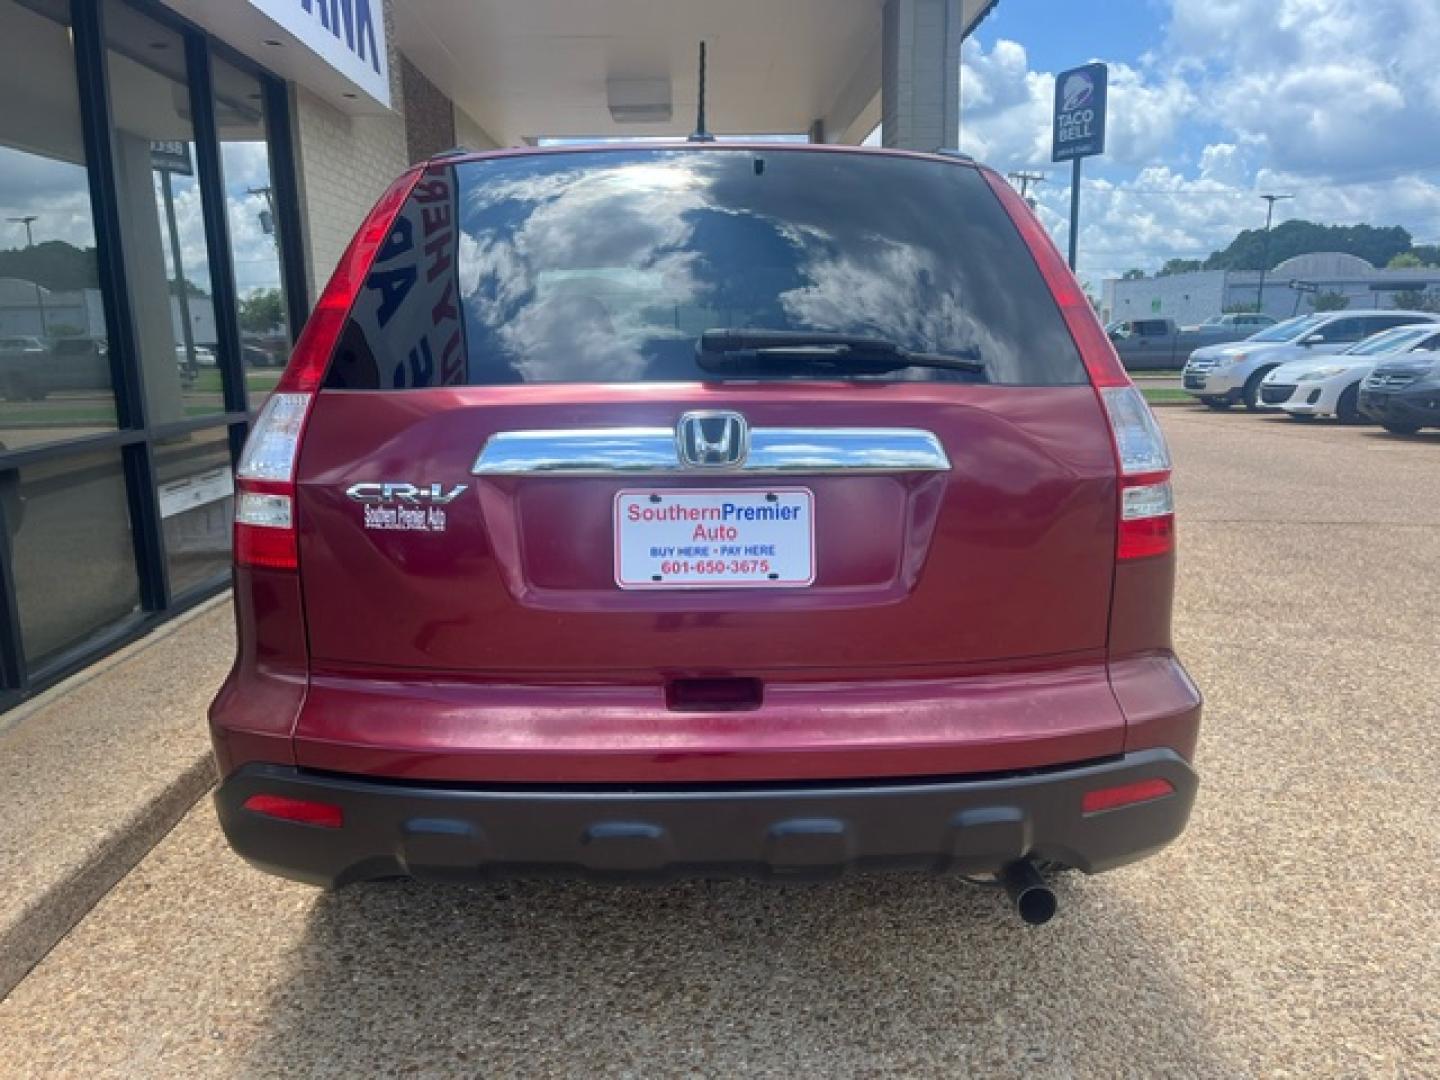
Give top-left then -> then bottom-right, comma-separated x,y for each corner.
0,0 -> 307,703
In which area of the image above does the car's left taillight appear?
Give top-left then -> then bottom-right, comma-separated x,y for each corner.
231,167 -> 424,573
234,392 -> 311,570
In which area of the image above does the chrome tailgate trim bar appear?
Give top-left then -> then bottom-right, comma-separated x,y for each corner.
472,427 -> 951,476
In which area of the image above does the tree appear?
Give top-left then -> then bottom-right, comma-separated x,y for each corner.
1390,289 -> 1440,314
1410,245 -> 1440,267
1387,252 -> 1424,269
1204,221 -> 1412,272
1121,268 -> 1146,280
1159,258 -> 1202,276
1310,291 -> 1350,311
238,288 -> 286,333
0,240 -> 100,292
168,276 -> 211,299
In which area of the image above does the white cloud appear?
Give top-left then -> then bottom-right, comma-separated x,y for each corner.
1167,0 -> 1440,176
961,1 -> 1440,281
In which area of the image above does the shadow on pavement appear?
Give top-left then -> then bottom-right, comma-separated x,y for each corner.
240,871 -> 1228,1076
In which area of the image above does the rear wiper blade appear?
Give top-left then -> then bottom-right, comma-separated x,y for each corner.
696,329 -> 985,376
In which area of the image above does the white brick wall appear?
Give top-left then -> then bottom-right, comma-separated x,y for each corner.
290,1 -> 408,299
881,0 -> 962,151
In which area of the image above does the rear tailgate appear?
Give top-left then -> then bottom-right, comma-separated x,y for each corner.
281,146 -> 1132,779
296,381 -> 1117,677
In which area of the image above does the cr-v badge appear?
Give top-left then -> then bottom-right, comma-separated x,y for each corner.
346,482 -> 468,504
346,482 -> 467,534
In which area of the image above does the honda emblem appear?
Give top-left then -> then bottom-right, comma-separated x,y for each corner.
676,411 -> 748,468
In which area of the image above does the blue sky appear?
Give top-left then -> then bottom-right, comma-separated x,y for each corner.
958,0 -> 1440,287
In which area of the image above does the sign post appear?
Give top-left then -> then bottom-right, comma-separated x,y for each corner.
1052,63 -> 1108,271
151,141 -> 200,379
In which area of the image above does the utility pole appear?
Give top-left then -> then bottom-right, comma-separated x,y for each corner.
1256,194 -> 1294,312
7,215 -> 48,337
160,171 -> 199,380
1007,171 -> 1047,208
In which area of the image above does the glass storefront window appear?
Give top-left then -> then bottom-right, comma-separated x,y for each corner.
0,0 -> 304,697
154,425 -> 234,595
11,449 -> 140,669
0,0 -> 119,450
104,0 -> 225,427
212,53 -> 292,409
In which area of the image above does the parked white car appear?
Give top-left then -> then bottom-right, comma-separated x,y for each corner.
1259,324 -> 1440,422
1181,310 -> 1440,411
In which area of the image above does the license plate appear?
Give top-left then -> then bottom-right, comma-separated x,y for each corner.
615,488 -> 815,589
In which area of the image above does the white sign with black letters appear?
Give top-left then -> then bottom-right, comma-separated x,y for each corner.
245,0 -> 390,108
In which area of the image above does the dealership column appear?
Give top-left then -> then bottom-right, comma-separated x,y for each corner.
880,0 -> 963,152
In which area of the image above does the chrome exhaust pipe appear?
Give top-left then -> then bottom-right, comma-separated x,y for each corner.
999,860 -> 1057,926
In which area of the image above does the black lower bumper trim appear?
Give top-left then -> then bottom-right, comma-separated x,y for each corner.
215,750 -> 1198,887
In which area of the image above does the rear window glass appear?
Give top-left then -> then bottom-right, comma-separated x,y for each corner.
326,149 -> 1086,390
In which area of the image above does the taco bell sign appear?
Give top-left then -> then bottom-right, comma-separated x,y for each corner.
1052,63 -> 1107,162
246,0 -> 391,108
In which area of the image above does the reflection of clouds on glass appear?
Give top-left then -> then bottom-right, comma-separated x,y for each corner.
0,147 -> 100,251
460,157 -> 712,381
220,141 -> 271,193
778,235 -> 1013,369
448,150 -> 1081,385
152,169 -> 214,296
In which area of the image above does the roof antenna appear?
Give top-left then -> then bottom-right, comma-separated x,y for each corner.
688,41 -> 715,142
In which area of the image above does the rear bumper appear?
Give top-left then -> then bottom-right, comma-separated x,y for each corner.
215,748 -> 1198,887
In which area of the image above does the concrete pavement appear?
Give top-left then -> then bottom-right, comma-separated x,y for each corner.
0,598 -> 230,999
1,408 -> 1437,1077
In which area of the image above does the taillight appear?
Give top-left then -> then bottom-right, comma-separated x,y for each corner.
1102,386 -> 1175,560
235,393 -> 309,570
233,167 -> 424,571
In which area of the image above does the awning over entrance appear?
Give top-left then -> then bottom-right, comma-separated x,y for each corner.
396,0 -> 998,147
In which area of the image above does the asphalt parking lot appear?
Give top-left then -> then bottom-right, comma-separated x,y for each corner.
1,408 -> 1436,1078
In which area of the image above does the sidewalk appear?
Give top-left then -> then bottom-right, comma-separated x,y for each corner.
0,598 -> 233,998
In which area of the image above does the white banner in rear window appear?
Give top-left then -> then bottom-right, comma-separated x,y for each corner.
349,167 -> 468,388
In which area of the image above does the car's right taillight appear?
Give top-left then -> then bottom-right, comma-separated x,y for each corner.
1101,385 -> 1175,560
231,167 -> 424,572
982,167 -> 1175,562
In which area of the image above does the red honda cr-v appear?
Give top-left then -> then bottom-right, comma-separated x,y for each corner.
210,144 -> 1200,923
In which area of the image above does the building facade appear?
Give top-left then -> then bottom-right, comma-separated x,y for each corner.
1103,252 -> 1440,326
0,0 -> 496,708
0,0 -> 999,710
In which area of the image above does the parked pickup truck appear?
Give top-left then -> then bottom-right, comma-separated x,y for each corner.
1105,317 -> 1262,371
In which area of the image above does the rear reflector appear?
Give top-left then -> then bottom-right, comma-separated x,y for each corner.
242,794 -> 344,828
1082,778 -> 1175,814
